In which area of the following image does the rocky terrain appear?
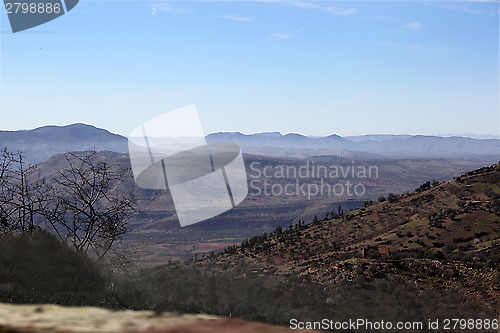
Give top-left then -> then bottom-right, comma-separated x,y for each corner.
134,162 -> 500,325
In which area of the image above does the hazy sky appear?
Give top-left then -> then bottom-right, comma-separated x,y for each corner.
0,1 -> 498,137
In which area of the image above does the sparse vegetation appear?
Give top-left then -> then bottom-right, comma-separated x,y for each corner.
0,157 -> 498,329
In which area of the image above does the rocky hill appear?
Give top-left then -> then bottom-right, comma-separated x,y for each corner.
135,162 -> 500,325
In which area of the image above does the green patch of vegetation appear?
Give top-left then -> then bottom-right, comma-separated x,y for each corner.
404,218 -> 424,227
472,182 -> 500,194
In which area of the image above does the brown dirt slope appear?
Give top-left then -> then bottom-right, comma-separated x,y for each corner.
172,162 -> 500,318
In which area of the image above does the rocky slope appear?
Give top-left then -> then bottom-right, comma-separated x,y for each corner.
137,162 -> 500,324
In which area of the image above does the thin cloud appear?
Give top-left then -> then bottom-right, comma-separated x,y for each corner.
368,16 -> 423,31
215,15 -> 255,22
289,2 -> 315,9
272,33 -> 291,39
324,6 -> 356,15
439,3 -> 485,15
290,2 -> 356,15
271,26 -> 304,40
150,4 -> 190,15
405,21 -> 421,30
429,2 -> 498,16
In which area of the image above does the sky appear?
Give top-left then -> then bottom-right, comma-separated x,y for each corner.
0,0 -> 498,137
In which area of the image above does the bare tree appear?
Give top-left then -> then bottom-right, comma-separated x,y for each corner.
0,148 -> 139,259
0,149 -> 51,234
48,151 -> 139,259
0,149 -> 17,233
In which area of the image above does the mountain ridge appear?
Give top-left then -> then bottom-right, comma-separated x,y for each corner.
207,131 -> 500,156
0,124 -> 498,164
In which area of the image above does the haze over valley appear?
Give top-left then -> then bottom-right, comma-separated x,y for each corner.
1,123 -> 497,264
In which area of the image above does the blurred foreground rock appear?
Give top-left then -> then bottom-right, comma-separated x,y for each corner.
0,303 -> 318,333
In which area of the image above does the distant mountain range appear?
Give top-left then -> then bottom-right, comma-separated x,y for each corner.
0,124 -> 498,164
206,131 -> 500,157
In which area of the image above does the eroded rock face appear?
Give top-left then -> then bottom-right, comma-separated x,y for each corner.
0,303 -> 319,333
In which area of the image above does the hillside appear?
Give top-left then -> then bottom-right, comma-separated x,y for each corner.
246,162 -> 500,261
133,162 -> 500,325
34,150 -> 499,264
0,158 -> 498,330
0,232 -> 318,333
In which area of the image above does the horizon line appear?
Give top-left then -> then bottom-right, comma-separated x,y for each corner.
1,123 -> 499,140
